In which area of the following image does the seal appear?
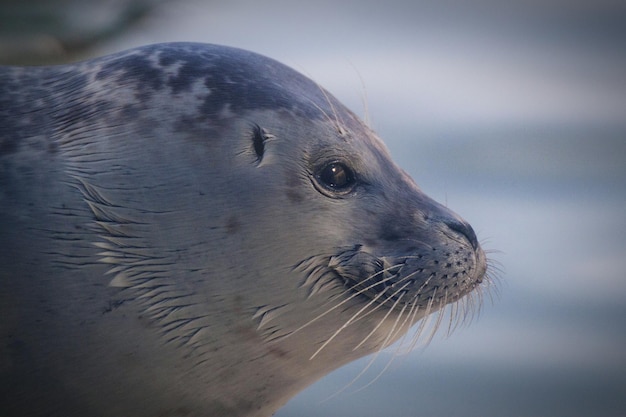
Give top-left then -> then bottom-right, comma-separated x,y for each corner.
0,43 -> 488,417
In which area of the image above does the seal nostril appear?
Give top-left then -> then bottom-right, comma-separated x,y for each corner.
444,219 -> 479,250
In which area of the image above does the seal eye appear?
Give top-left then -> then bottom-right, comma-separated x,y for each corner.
316,162 -> 356,193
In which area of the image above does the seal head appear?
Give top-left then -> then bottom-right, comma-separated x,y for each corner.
0,43 -> 487,417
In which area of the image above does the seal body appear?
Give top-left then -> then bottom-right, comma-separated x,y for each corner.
0,43 -> 487,417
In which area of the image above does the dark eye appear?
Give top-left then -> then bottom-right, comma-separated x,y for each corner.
316,162 -> 356,193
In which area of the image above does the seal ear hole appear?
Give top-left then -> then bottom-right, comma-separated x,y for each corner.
314,161 -> 357,196
251,124 -> 265,160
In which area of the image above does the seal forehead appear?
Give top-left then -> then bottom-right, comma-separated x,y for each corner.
92,43 -> 341,122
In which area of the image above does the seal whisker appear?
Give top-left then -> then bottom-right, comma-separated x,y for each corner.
346,60 -> 371,127
324,296 -> 409,400
388,296 -> 422,350
350,309 -> 413,394
338,263 -> 410,317
345,267 -> 434,332
428,289 -> 449,343
456,295 -> 468,328
405,290 -> 440,352
463,291 -> 477,326
415,287 -> 446,347
341,261 -> 407,294
372,308 -> 416,362
351,281 -> 413,351
292,259 -> 406,336
466,290 -> 478,325
307,79 -> 347,136
447,296 -> 462,336
393,300 -> 423,355
309,287 -> 391,360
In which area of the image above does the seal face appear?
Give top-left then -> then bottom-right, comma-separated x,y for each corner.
0,43 -> 488,417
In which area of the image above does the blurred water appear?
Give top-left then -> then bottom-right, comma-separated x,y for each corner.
26,0 -> 626,415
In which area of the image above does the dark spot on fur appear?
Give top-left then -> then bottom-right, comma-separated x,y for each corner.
96,54 -> 164,90
285,189 -> 304,203
121,103 -> 140,119
267,345 -> 289,359
102,300 -> 125,314
167,61 -> 207,94
379,221 -> 405,241
158,52 -> 176,67
225,216 -> 241,234
285,172 -> 300,188
47,141 -> 58,154
0,137 -> 18,155
283,167 -> 304,203
363,238 -> 378,248
96,54 -> 165,102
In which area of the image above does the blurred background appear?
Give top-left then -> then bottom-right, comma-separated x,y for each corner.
2,0 -> 625,416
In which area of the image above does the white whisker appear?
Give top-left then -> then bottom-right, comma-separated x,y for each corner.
344,302 -> 410,394
386,295 -> 419,348
291,261 -> 405,337
325,295 -> 409,400
421,288 -> 445,346
300,78 -> 347,136
406,292 -> 437,352
352,281 -> 412,351
310,288 -> 390,360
